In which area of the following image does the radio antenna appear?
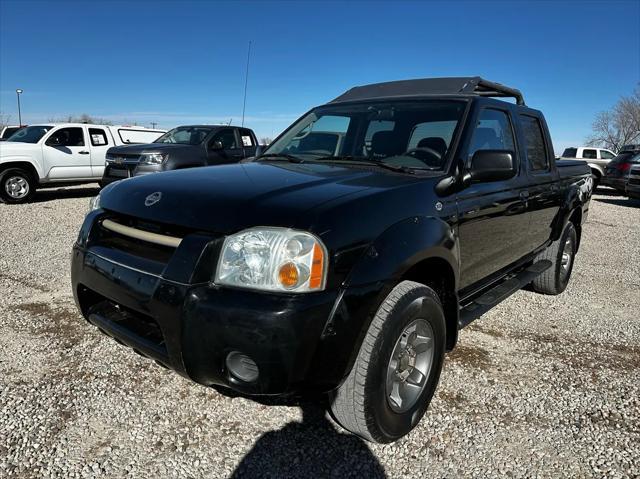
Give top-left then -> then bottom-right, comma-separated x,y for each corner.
241,41 -> 252,127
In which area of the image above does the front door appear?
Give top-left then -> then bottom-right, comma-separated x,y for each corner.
456,107 -> 531,291
42,126 -> 92,179
207,128 -> 244,164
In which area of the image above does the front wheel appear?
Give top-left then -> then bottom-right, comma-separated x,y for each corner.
0,168 -> 36,203
329,281 -> 446,443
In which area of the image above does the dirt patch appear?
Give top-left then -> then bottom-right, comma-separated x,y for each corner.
447,345 -> 491,370
437,389 -> 467,408
468,323 -> 505,338
12,301 -> 86,348
0,272 -> 48,292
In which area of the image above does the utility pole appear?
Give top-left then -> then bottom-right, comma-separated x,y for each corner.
16,89 -> 23,126
150,122 -> 157,129
241,41 -> 251,127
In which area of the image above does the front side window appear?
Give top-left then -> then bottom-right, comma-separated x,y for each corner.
519,115 -> 548,171
154,126 -> 213,145
468,109 -> 515,159
89,128 -> 108,146
46,127 -> 85,147
211,129 -> 238,149
583,149 -> 597,159
6,125 -> 53,144
266,100 -> 466,171
600,150 -> 615,159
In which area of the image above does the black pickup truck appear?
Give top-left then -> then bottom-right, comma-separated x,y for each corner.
101,125 -> 259,186
71,77 -> 592,443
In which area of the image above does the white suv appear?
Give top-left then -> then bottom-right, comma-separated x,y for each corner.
0,123 -> 165,203
559,146 -> 616,188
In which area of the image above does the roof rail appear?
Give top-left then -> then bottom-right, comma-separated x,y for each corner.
460,77 -> 525,106
330,77 -> 526,105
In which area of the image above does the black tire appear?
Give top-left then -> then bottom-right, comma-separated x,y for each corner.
0,168 -> 36,204
329,280 -> 446,443
531,222 -> 577,295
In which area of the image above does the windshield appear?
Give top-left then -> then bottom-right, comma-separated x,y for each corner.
154,126 -> 214,145
6,125 -> 53,144
265,100 -> 467,171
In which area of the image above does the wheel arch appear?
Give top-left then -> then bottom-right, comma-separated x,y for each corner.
0,160 -> 41,183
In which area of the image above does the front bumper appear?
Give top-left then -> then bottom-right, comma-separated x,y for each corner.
102,162 -> 161,186
600,176 -> 626,191
70,213 -> 383,395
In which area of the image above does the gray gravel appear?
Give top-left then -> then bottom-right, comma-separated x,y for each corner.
0,184 -> 639,478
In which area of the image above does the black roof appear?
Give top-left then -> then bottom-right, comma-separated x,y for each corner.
330,77 -> 525,106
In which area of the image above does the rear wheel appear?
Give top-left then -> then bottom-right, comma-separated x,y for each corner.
329,281 -> 446,443
0,168 -> 36,204
531,222 -> 577,295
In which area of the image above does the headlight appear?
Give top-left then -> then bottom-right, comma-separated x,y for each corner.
139,152 -> 168,165
215,227 -> 327,293
88,194 -> 101,212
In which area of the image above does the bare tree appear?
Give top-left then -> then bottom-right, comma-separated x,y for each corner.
587,86 -> 640,152
0,112 -> 11,130
45,114 -> 113,125
259,137 -> 273,145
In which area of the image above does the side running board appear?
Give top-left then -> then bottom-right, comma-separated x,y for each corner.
458,260 -> 552,329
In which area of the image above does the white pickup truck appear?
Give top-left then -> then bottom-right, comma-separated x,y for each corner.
0,123 -> 165,203
558,146 -> 616,188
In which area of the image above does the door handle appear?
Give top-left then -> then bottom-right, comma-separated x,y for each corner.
79,151 -> 90,155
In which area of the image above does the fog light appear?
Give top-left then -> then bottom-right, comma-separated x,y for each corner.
226,351 -> 259,383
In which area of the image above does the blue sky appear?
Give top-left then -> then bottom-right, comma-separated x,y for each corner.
1,0 -> 638,152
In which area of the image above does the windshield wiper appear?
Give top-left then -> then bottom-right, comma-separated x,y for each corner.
256,153 -> 305,163
310,155 -> 416,175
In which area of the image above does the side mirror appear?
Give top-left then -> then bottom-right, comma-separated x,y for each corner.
47,135 -> 62,146
210,140 -> 224,151
255,144 -> 264,157
466,150 -> 516,183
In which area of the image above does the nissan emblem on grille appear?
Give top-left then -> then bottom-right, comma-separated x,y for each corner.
144,192 -> 162,207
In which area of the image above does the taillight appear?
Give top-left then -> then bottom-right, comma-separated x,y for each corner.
617,162 -> 631,173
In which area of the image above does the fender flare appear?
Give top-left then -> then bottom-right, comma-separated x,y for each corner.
0,157 -> 43,181
550,182 -> 586,243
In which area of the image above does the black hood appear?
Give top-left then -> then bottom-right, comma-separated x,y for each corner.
100,162 -> 426,234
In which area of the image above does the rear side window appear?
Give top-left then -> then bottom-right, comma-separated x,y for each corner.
89,128 -> 108,146
600,150 -> 615,159
238,128 -> 254,147
468,109 -> 515,160
583,149 -> 597,159
562,148 -> 577,158
519,115 -> 548,171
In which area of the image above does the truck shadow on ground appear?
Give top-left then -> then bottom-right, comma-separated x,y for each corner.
216,390 -> 386,478
593,196 -> 640,208
32,185 -> 100,203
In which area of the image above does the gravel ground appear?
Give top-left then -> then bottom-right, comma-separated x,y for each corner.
0,184 -> 638,479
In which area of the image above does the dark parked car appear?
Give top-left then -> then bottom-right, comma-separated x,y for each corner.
626,164 -> 640,199
601,145 -> 640,192
72,77 -> 592,443
101,125 -> 259,186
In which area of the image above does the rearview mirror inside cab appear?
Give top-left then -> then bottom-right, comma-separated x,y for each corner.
468,150 -> 516,183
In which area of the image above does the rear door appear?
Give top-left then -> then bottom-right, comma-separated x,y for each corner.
456,106 -> 531,290
238,128 -> 258,157
41,126 -> 93,179
88,127 -> 111,178
518,113 -> 561,252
